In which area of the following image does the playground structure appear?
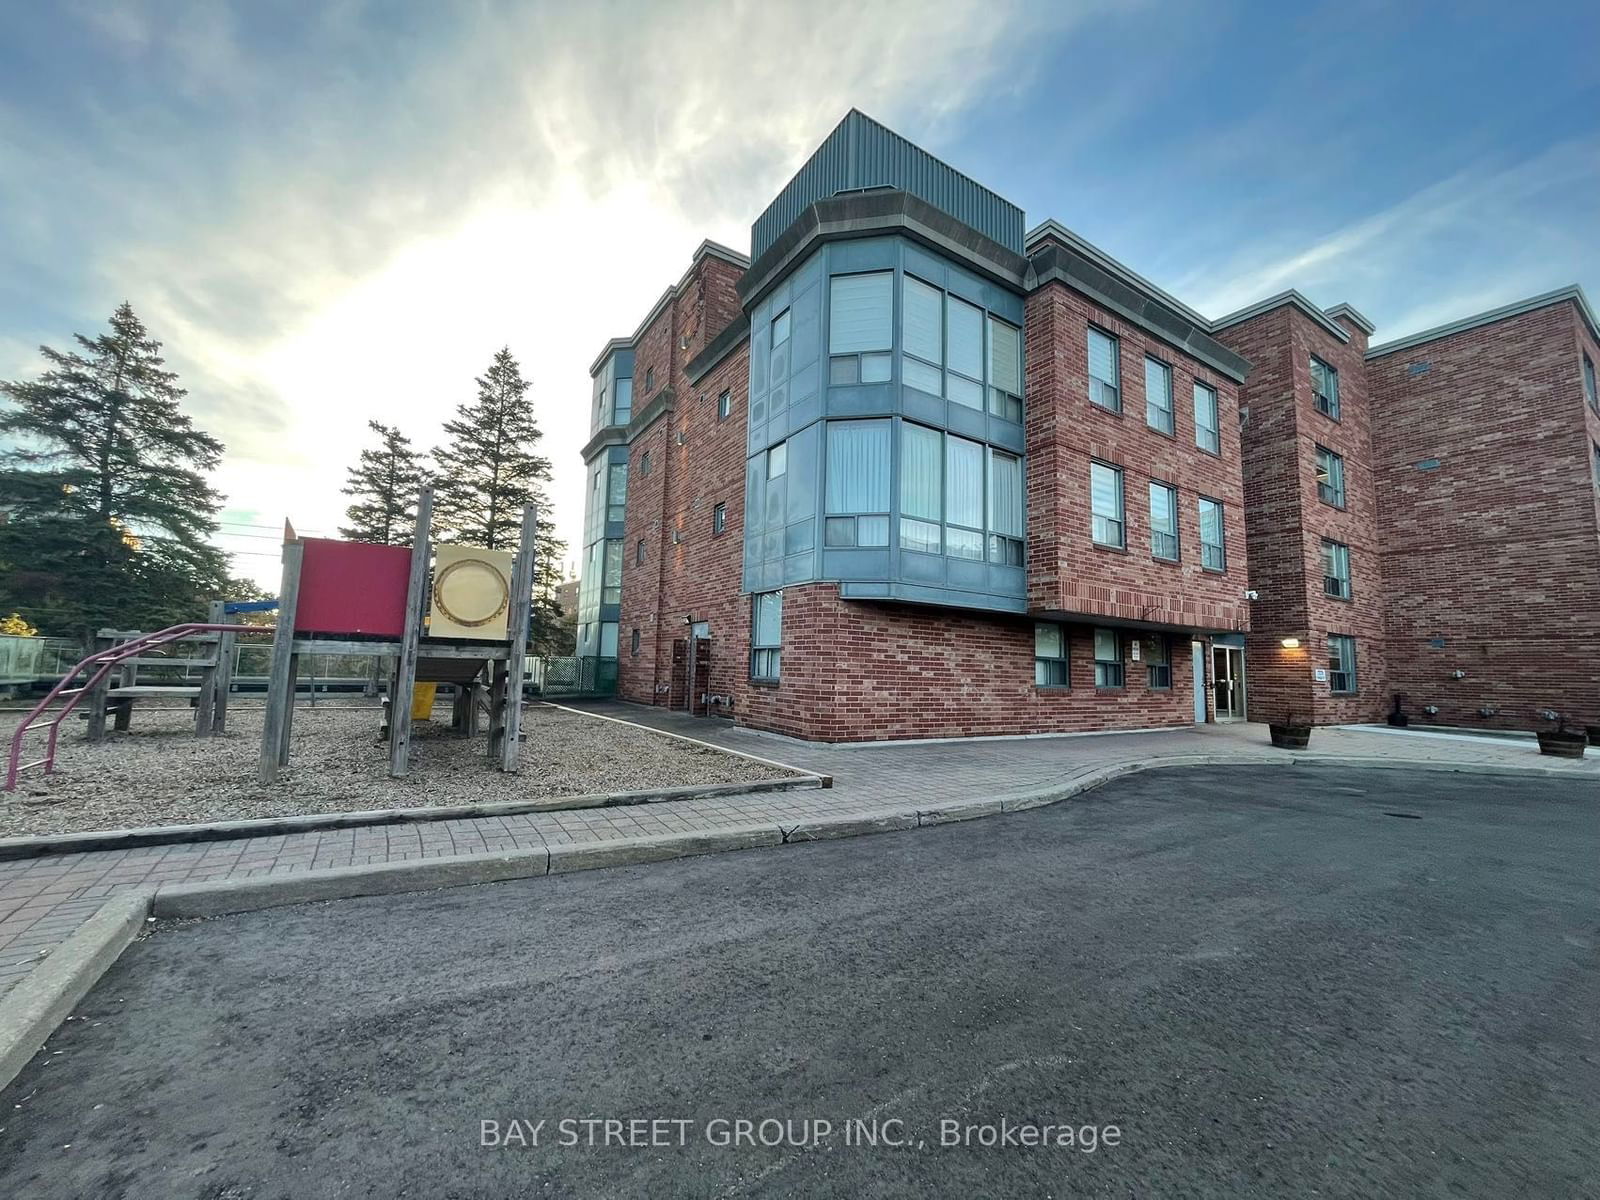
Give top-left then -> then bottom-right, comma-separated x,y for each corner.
3,614 -> 271,791
3,487 -> 540,791
256,488 -> 538,783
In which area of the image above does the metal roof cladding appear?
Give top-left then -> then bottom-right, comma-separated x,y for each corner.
751,110 -> 1025,260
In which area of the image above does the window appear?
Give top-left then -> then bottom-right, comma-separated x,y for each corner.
772,308 -> 791,347
1088,327 -> 1120,412
1147,636 -> 1171,689
1093,628 -> 1124,688
606,462 -> 628,525
1311,356 -> 1340,419
602,541 -> 622,605
1149,482 -> 1179,561
1327,634 -> 1357,694
824,420 -> 891,548
1321,538 -> 1351,599
751,591 -> 782,681
1593,441 -> 1600,489
614,377 -> 632,424
1145,357 -> 1173,434
1034,623 -> 1069,687
712,502 -> 727,536
902,275 -> 944,395
1194,382 -> 1219,454
945,294 -> 984,409
900,422 -> 943,553
989,317 -> 1023,421
1315,445 -> 1345,507
1199,498 -> 1225,571
599,623 -> 618,658
829,273 -> 892,385
1090,462 -> 1124,548
644,367 -> 654,393
988,449 -> 1025,565
945,435 -> 985,559
1585,354 -> 1598,412
767,442 -> 787,479
717,390 -> 731,421
629,628 -> 640,657
635,538 -> 646,566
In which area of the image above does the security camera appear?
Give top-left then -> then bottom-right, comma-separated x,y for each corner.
1244,589 -> 1260,601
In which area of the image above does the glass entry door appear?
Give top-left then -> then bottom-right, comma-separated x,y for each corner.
1212,646 -> 1246,721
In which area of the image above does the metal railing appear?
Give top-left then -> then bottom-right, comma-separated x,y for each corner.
529,656 -> 617,697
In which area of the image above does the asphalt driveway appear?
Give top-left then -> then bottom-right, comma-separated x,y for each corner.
1,766 -> 1595,1198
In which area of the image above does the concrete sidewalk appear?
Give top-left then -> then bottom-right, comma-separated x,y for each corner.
2,705 -> 1594,1003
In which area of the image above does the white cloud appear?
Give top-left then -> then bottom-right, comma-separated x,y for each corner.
35,0 -> 1100,587
1181,137 -> 1600,339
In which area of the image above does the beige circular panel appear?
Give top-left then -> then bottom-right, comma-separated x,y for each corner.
433,558 -> 510,628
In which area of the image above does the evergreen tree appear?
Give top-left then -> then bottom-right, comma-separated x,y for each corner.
338,420 -> 425,544
431,347 -> 566,653
0,303 -> 230,638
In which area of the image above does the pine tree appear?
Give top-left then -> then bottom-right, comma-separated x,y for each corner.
338,420 -> 426,544
0,303 -> 230,638
431,348 -> 566,653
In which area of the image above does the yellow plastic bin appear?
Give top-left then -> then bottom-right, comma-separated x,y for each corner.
410,682 -> 438,720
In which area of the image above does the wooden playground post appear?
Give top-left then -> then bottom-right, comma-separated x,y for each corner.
257,539 -> 304,784
388,488 -> 432,778
211,614 -> 238,735
195,599 -> 225,736
494,503 -> 538,772
85,632 -> 112,743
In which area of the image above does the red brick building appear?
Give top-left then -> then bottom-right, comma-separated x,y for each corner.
1366,289 -> 1600,734
575,112 -> 1600,741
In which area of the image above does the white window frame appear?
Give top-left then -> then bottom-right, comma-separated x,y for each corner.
1199,497 -> 1226,572
1145,356 -> 1173,434
1088,327 -> 1121,412
1149,481 -> 1179,562
1090,461 -> 1125,549
751,591 -> 783,681
1194,381 -> 1220,454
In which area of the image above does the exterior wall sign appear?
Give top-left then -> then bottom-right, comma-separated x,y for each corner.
1313,668 -> 1328,682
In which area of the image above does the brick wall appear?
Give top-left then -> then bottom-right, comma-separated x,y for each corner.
1369,301 -> 1600,732
739,582 -> 1207,742
616,252 -> 752,714
1024,280 -> 1251,634
1215,305 -> 1389,725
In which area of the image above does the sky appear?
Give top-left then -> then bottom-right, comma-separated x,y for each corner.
2,0 -> 1597,590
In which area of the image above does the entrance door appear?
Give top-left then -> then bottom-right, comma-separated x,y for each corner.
1191,641 -> 1207,722
1212,646 -> 1246,721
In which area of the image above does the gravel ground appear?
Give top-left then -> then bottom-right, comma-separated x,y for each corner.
0,701 -> 796,837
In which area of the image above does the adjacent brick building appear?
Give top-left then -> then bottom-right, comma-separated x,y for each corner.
575,111 -> 1599,741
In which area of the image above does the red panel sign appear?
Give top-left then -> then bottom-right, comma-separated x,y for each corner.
293,538 -> 412,637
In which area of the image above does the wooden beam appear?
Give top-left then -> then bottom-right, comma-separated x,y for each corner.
389,488 -> 432,778
212,620 -> 237,735
257,539 -> 304,784
195,599 -> 224,736
499,503 -> 538,772
85,632 -> 111,743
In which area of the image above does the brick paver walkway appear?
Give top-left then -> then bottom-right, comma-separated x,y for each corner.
2,704 -> 1594,998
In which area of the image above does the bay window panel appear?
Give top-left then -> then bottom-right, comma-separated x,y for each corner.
989,451 -> 1024,537
946,295 -> 984,381
903,276 -> 943,365
900,423 -> 943,522
989,318 -> 1021,396
829,273 -> 892,353
825,420 -> 891,514
946,435 -> 984,529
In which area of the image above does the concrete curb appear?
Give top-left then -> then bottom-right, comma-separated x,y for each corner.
547,826 -> 783,874
0,776 -> 822,862
0,891 -> 150,1093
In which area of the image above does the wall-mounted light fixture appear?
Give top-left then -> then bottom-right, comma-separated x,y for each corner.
1280,637 -> 1301,649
